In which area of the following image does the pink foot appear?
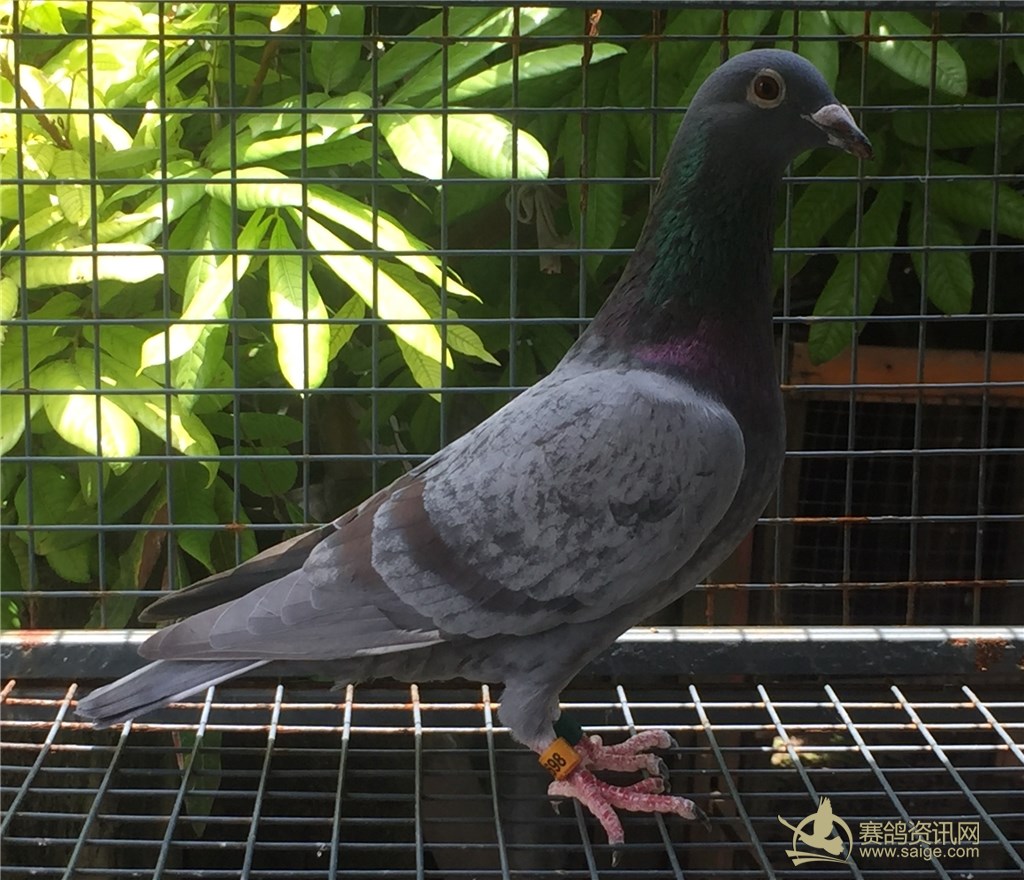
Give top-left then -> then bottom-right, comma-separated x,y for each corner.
546,729 -> 708,849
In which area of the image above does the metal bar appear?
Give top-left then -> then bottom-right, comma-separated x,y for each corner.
756,683 -> 868,880
688,683 -> 775,878
327,684 -> 354,880
60,715 -> 134,880
410,683 -> 425,880
239,684 -> 285,880
480,684 -> 513,880
151,686 -> 217,880
0,683 -> 76,837
615,684 -> 688,879
823,683 -> 951,880
891,684 -> 1024,874
6,627 -> 1023,681
961,685 -> 1024,766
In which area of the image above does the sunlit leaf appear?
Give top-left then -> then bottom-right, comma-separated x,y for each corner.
269,218 -> 331,389
328,294 -> 366,360
381,106 -> 450,180
305,182 -> 478,299
270,3 -> 302,32
77,349 -> 219,485
389,7 -> 565,104
18,243 -> 163,288
52,149 -> 98,227
446,113 -> 549,180
365,6 -> 496,93
35,360 -> 140,470
442,43 -> 626,104
298,211 -> 451,369
139,210 -> 268,369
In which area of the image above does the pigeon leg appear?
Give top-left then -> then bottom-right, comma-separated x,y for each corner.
543,731 -> 707,847
576,729 -> 675,778
548,767 -> 703,847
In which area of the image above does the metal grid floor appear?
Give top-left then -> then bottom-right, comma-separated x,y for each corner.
2,676 -> 1021,879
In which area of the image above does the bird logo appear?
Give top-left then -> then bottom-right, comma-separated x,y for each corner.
779,797 -> 854,865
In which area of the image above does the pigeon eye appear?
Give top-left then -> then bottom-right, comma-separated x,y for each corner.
748,70 -> 785,108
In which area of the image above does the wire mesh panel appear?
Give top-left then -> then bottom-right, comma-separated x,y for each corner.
1,2 -> 1023,875
2,677 -> 1023,878
2,2 -> 1021,631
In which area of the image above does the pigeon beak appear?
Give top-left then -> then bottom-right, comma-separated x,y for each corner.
808,103 -> 873,159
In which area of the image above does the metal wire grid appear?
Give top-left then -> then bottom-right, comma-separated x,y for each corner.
1,676 -> 1022,878
1,5 -> 1022,623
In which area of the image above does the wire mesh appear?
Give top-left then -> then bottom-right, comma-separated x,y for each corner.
2,2 -> 1023,631
2,676 -> 1022,878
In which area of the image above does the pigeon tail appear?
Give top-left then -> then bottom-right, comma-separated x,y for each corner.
75,658 -> 268,727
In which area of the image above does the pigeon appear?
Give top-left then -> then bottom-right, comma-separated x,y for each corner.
77,49 -> 871,847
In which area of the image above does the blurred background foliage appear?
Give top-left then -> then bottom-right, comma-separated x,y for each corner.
1,3 -> 1021,628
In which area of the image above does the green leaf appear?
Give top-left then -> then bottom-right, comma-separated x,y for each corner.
170,200 -> 232,412
365,6 -> 496,93
269,218 -> 331,389
780,11 -> 838,90
238,446 -> 298,497
446,113 -> 549,180
565,77 -> 628,278
35,360 -> 141,470
379,261 -> 499,365
395,337 -> 441,398
776,153 -> 861,278
13,464 -> 86,557
328,294 -> 366,361
908,198 -> 974,315
139,210 -> 268,369
0,389 -> 41,457
809,183 -> 905,364
830,10 -> 967,97
388,7 -> 565,104
298,211 -> 452,370
0,276 -> 16,345
305,181 -> 478,299
52,149 -> 99,228
46,541 -> 93,584
170,462 -> 218,570
442,43 -> 626,104
17,243 -> 163,288
311,5 -> 363,91
73,349 -> 219,486
893,104 -> 1024,150
381,106 -> 450,180
928,158 -> 1024,241
270,3 -> 302,32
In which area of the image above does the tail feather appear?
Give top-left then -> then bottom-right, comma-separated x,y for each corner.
76,659 -> 268,726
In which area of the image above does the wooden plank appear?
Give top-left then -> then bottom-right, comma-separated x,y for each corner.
785,343 -> 1024,405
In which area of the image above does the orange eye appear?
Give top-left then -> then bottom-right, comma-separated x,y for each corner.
754,74 -> 780,101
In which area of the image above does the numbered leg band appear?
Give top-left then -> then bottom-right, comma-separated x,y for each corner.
539,737 -> 581,780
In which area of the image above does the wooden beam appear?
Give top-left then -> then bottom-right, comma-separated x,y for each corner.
785,343 -> 1024,405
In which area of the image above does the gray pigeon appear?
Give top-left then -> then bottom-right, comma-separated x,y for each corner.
78,49 -> 871,845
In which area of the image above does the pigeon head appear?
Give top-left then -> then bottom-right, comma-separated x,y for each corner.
685,48 -> 872,169
582,49 -> 871,376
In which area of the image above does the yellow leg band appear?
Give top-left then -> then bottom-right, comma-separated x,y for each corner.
538,737 -> 581,780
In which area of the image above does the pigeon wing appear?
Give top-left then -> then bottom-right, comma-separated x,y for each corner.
141,366 -> 744,662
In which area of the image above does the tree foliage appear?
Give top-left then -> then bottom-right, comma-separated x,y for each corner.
1,4 -> 1020,628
